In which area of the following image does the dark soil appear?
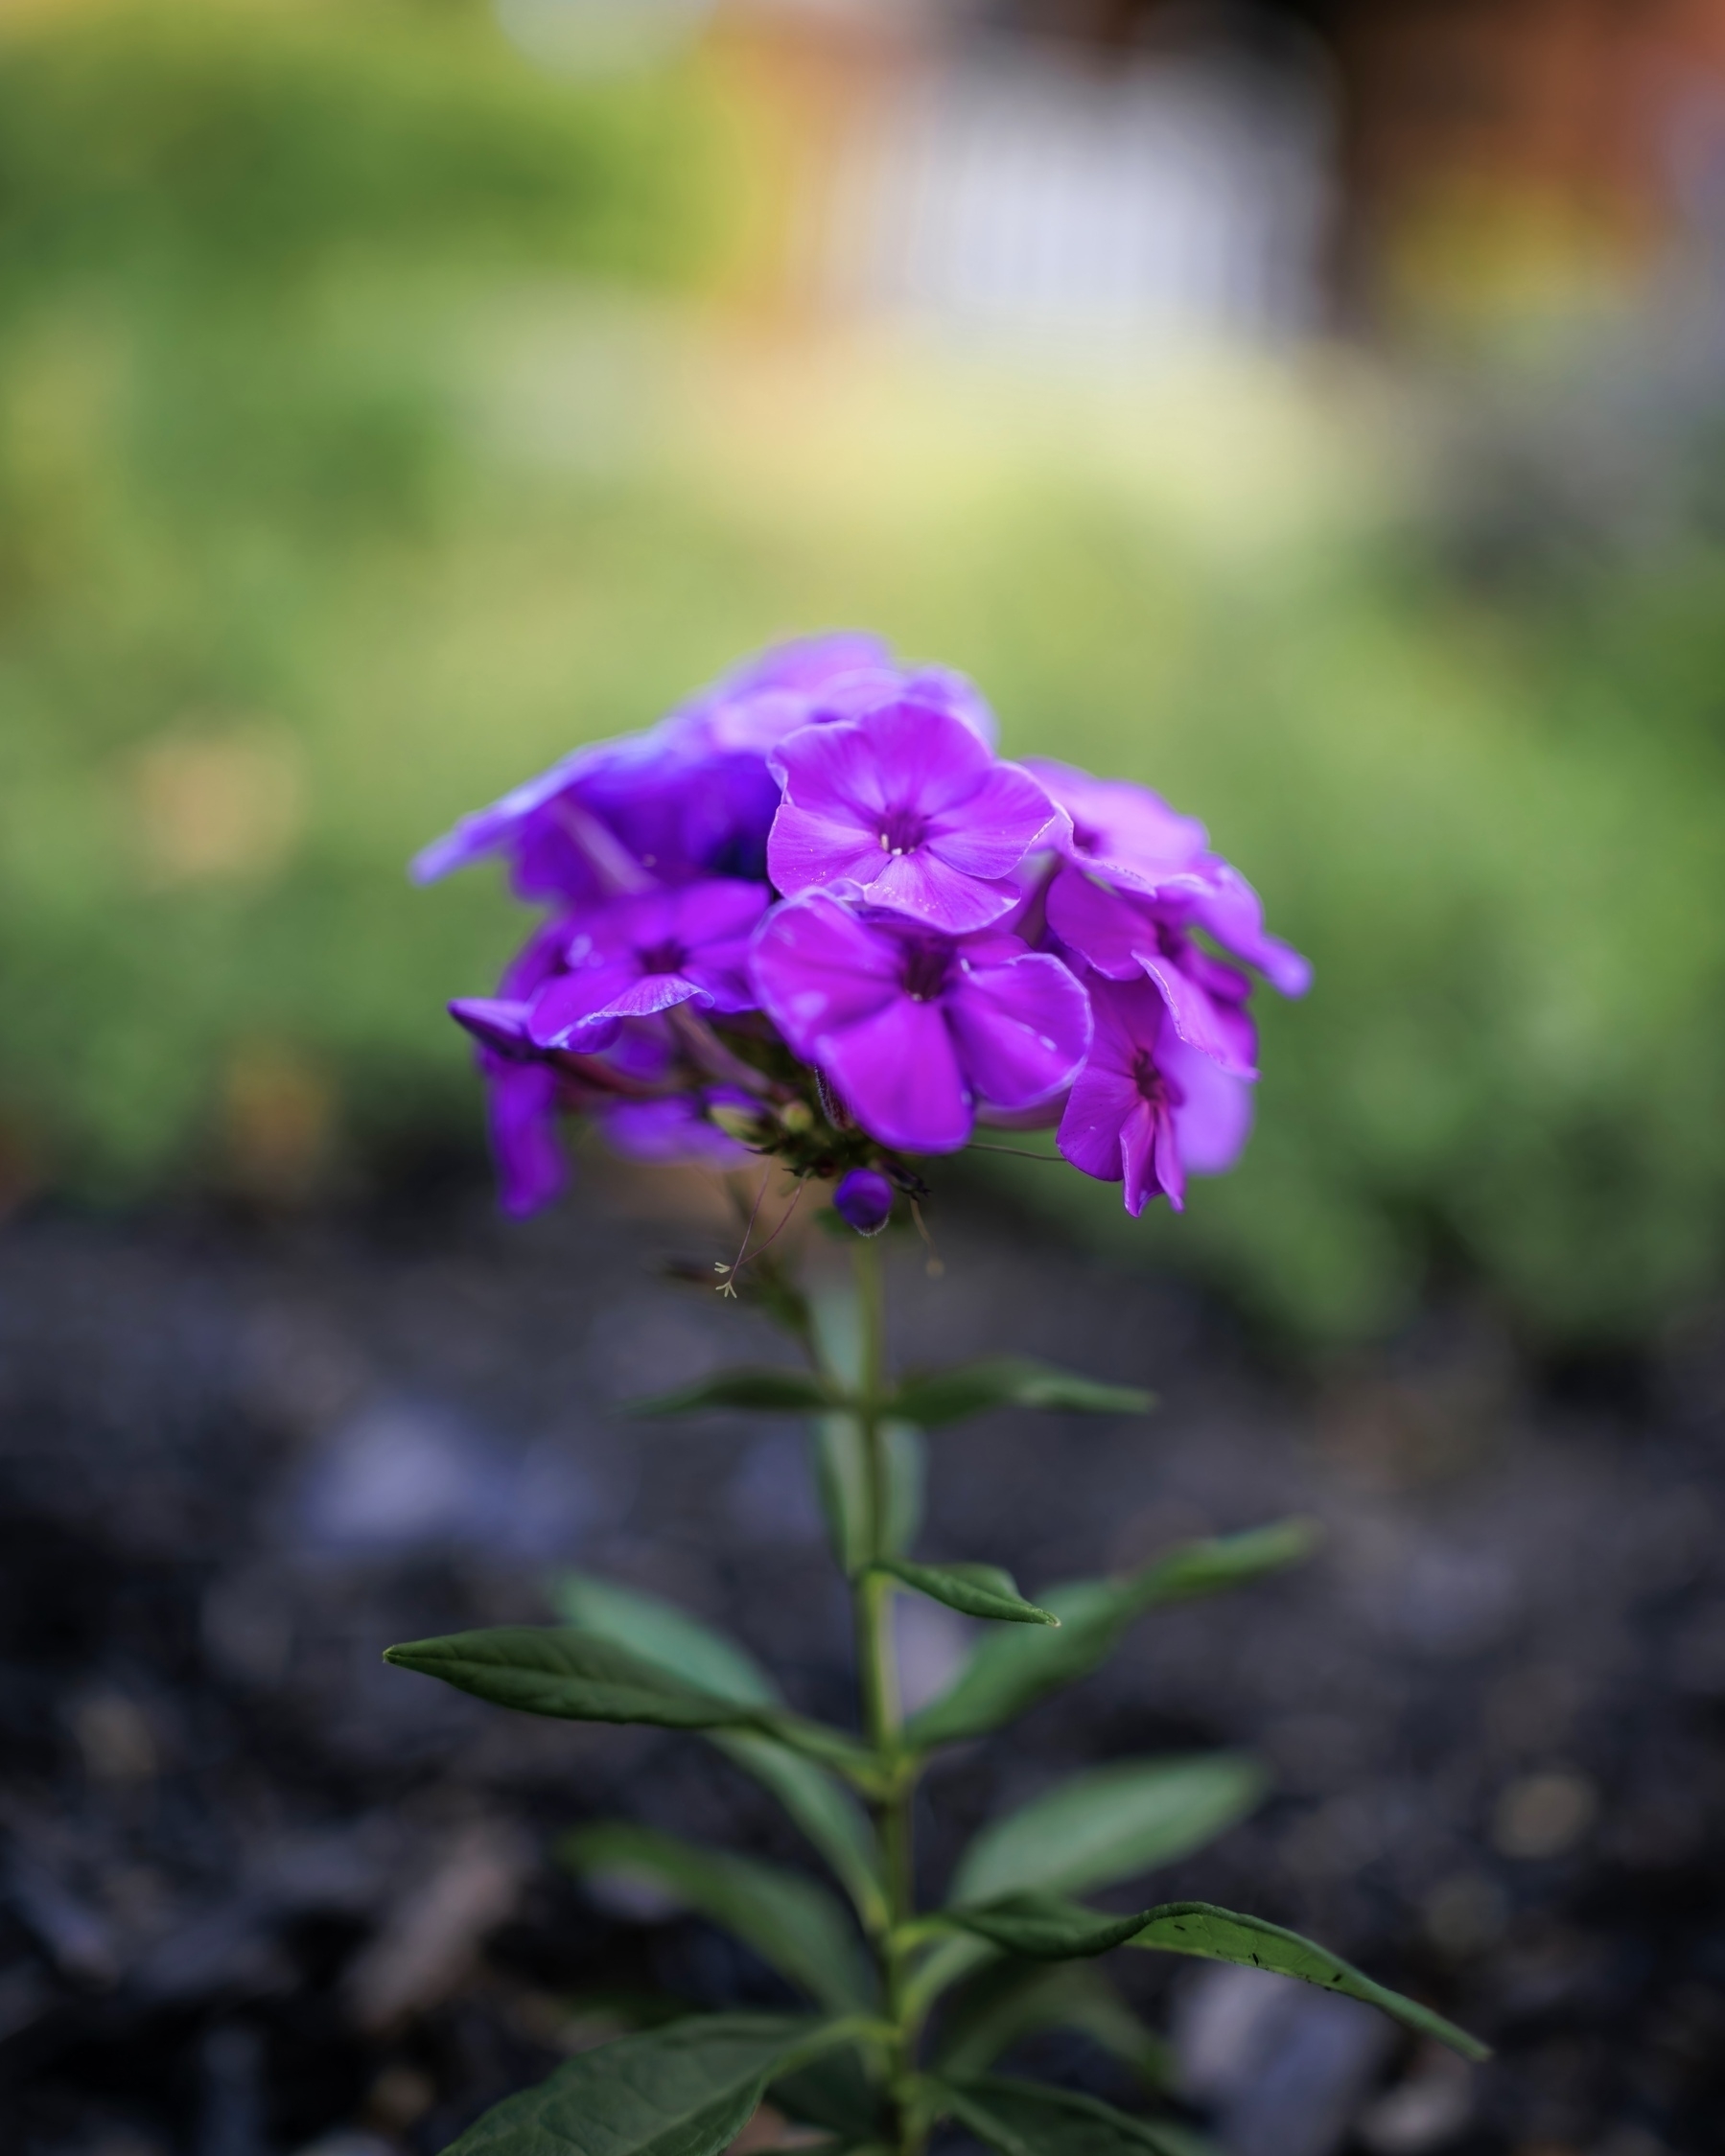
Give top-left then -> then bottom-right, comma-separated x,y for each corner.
1,1163 -> 1722,2156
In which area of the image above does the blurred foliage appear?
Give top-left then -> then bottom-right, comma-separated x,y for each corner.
4,0 -> 1725,1351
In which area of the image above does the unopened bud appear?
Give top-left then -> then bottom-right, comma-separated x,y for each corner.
833,1169 -> 894,1237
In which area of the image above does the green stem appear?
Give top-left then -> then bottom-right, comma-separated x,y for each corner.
849,1235 -> 921,2156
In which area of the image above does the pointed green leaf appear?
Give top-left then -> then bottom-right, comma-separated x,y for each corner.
941,1897 -> 1487,2062
880,1420 -> 925,1556
561,1824 -> 874,2014
440,2012 -> 830,2156
714,1735 -> 888,1935
887,1358 -> 1154,1428
951,1755 -> 1265,1906
810,1414 -> 924,1572
622,1367 -> 839,1418
549,1573 -> 886,1924
935,2075 -> 1215,2156
906,1523 -> 1316,1749
383,1627 -> 877,1781
1121,1903 -> 1489,2062
385,1627 -> 769,1730
874,1560 -> 1059,1627
771,2046 -> 890,2144
935,1961 -> 1173,2088
552,1571 -> 780,1705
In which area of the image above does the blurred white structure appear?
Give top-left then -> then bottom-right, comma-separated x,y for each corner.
822,31 -> 1334,346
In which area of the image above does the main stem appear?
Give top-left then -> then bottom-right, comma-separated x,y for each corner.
850,1236 -> 921,2153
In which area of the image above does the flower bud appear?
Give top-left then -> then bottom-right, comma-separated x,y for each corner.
833,1169 -> 894,1237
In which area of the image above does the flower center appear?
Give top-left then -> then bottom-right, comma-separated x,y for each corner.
899,942 -> 952,1005
876,804 -> 928,858
1131,1051 -> 1182,1111
638,938 -> 688,977
1071,821 -> 1104,856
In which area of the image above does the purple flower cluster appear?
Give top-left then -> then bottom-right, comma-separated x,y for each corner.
415,637 -> 1308,1224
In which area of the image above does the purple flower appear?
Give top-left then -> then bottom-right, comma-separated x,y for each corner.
833,1169 -> 895,1236
527,882 -> 770,1051
767,702 -> 1061,934
412,635 -> 904,899
596,1088 -> 759,1171
1026,760 -> 1311,998
1023,759 -> 1211,896
1045,866 -> 1258,1078
751,892 -> 1092,1153
1057,974 -> 1253,1216
481,1055 -> 569,1217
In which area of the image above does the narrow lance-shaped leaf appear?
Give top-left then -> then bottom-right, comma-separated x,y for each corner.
887,1357 -> 1154,1428
934,2074 -> 1217,2156
951,1754 -> 1265,1905
940,1896 -> 1489,2063
934,1959 -> 1174,2089
562,1823 -> 874,2014
441,2012 -> 834,2156
874,1560 -> 1059,1627
622,1367 -> 839,1418
906,1521 -> 1317,1750
383,1628 -> 878,1783
552,1571 -> 886,1927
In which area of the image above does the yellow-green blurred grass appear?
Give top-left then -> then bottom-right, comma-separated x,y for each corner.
4,0 -> 1725,1349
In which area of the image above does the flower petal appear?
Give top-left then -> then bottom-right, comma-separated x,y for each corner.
1044,867 -> 1150,979
945,952 -> 1093,1109
1057,1060 -> 1140,1184
1138,952 -> 1258,1078
750,893 -> 902,1055
819,997 -> 972,1152
766,801 -> 894,899
482,1056 -> 567,1217
922,759 -> 1061,878
1187,863 -> 1312,997
1166,1034 -> 1255,1175
528,962 -> 655,1046
862,846 -> 1025,933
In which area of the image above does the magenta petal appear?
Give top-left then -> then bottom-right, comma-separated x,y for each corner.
1058,1061 -> 1140,1183
863,847 -> 1024,933
769,716 -> 894,820
598,1097 -> 755,1170
484,1058 -> 567,1217
750,893 -> 901,1055
668,880 -> 773,945
450,998 -> 533,1055
1138,953 -> 1258,1078
600,973 -> 707,1019
1166,1034 -> 1255,1174
821,997 -> 971,1152
528,962 -> 648,1047
1044,868 -> 1150,980
945,952 -> 1092,1108
923,760 -> 1059,878
1189,864 -> 1312,997
767,801 -> 893,899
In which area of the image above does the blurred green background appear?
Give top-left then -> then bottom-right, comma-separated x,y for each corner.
6,0 -> 1725,1349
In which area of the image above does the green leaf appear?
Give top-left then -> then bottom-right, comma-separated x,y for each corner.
942,1898 -> 1488,2062
440,2011 -> 831,2156
770,2046 -> 889,2144
934,1960 -> 1173,2088
549,1573 -> 886,1923
552,1571 -> 780,1705
879,1420 -> 925,1556
810,1413 -> 924,1572
887,1358 -> 1154,1428
622,1367 -> 839,1417
905,1522 -> 1316,1749
951,1755 -> 1265,1905
874,1560 -> 1059,1627
561,1824 -> 874,2014
714,1735 -> 888,1935
935,2075 -> 1215,2156
383,1627 -> 877,1780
